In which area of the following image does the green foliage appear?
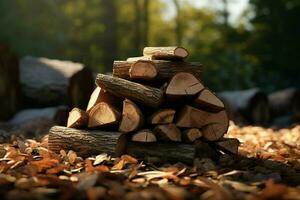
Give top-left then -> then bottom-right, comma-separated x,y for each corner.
0,0 -> 298,91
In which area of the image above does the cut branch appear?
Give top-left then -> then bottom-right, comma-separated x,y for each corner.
182,128 -> 202,143
143,46 -> 189,60
193,89 -> 225,112
131,129 -> 157,142
96,74 -> 163,108
148,109 -> 176,124
153,124 -> 181,142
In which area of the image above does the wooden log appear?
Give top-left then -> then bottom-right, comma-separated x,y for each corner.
96,74 -> 163,108
131,129 -> 157,142
67,108 -> 88,128
218,89 -> 270,126
153,124 -> 182,142
113,60 -> 202,81
143,46 -> 189,60
129,61 -> 158,80
86,86 -> 121,113
88,102 -> 121,128
20,56 -> 94,109
166,72 -> 204,98
148,109 -> 176,124
193,89 -> 225,112
268,88 -> 300,121
176,105 -> 229,141
126,56 -> 152,62
0,44 -> 20,120
119,99 -> 144,133
182,128 -> 202,143
214,138 -> 240,155
48,126 -> 195,164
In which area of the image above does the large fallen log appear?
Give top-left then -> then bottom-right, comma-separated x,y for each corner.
218,89 -> 270,126
19,56 -> 94,109
96,74 -> 163,108
268,88 -> 300,121
112,60 -> 202,81
0,44 -> 20,120
48,126 -> 195,164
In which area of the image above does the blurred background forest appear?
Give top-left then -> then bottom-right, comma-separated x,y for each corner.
0,0 -> 299,92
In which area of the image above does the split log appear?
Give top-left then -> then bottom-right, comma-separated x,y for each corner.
86,86 -> 121,113
214,138 -> 239,155
176,105 -> 229,141
148,109 -> 176,124
218,89 -> 270,126
193,89 -> 224,112
88,102 -> 121,128
48,126 -> 195,164
113,60 -> 202,81
96,74 -> 163,108
143,46 -> 189,60
131,129 -> 157,142
194,140 -> 220,161
20,56 -> 94,109
0,44 -> 20,120
182,128 -> 202,143
67,108 -> 88,128
166,72 -> 204,99
153,124 -> 181,142
268,88 -> 300,121
119,99 -> 144,133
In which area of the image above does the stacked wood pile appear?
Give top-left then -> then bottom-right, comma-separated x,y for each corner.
48,47 -> 240,163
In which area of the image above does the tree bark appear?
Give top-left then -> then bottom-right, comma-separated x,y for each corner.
96,74 -> 163,108
48,126 -> 195,164
113,60 -> 202,81
20,56 -> 94,109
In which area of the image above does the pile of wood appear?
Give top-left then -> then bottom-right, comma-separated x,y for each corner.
48,47 -> 239,163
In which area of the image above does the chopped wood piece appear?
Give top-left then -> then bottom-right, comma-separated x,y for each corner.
193,89 -> 225,112
153,124 -> 181,142
48,126 -> 195,163
67,108 -> 88,128
166,72 -> 204,98
131,129 -> 157,142
88,102 -> 121,128
86,87 -> 120,113
129,60 -> 158,80
113,60 -> 202,81
148,109 -> 176,124
119,99 -> 144,133
143,46 -> 189,60
218,89 -> 270,126
215,138 -> 240,155
176,106 -> 229,141
96,74 -> 163,108
182,128 -> 202,143
126,56 -> 152,62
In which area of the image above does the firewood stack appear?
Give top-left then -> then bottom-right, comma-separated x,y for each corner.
48,47 -> 240,164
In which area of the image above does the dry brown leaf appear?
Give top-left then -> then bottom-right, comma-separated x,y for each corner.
67,150 -> 77,165
30,158 -> 59,173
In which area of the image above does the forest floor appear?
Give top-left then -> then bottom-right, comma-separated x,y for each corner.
0,122 -> 299,200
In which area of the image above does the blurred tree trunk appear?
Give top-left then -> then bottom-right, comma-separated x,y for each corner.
143,0 -> 149,46
101,0 -> 117,72
173,0 -> 182,46
133,0 -> 141,51
221,0 -> 229,27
